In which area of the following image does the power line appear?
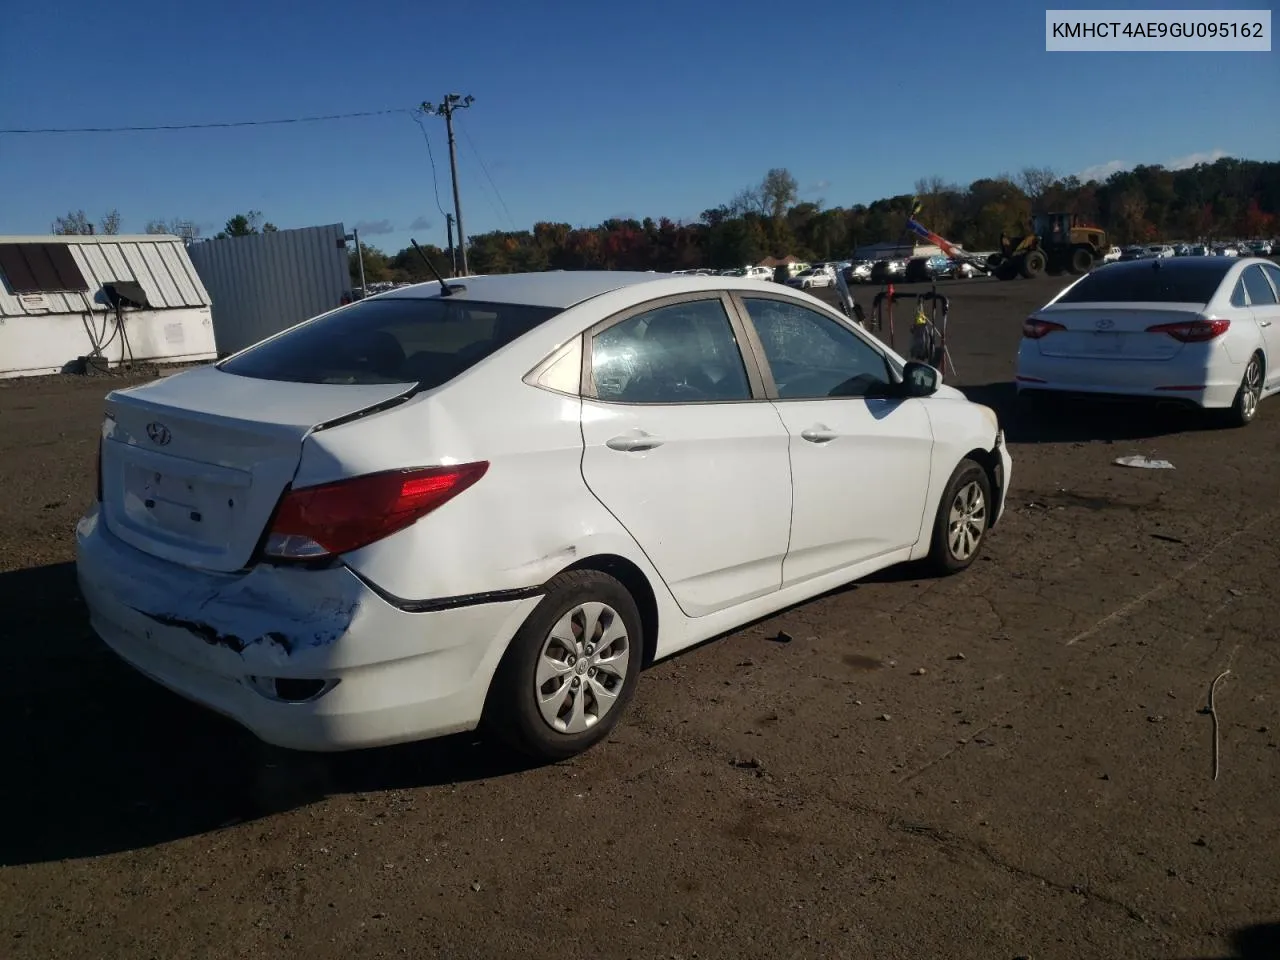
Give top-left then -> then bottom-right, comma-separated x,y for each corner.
410,110 -> 449,220
455,115 -> 517,231
0,108 -> 407,135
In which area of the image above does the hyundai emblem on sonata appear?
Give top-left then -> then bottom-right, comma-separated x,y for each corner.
145,422 -> 171,445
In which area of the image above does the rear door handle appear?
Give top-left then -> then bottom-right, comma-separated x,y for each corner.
1261,320 -> 1273,327
800,426 -> 838,443
606,431 -> 664,452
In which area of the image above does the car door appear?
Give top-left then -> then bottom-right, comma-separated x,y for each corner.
730,292 -> 935,588
1249,264 -> 1280,390
579,292 -> 793,619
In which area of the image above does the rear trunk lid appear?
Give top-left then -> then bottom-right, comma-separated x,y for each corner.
100,365 -> 415,572
1033,303 -> 1204,361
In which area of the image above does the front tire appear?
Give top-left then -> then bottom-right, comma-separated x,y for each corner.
483,570 -> 643,762
925,459 -> 993,575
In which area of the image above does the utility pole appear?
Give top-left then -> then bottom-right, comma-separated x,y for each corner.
421,93 -> 474,275
445,213 -> 456,276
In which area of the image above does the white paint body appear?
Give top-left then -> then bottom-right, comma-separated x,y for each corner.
77,272 -> 1011,751
1016,257 -> 1280,409
0,234 -> 216,379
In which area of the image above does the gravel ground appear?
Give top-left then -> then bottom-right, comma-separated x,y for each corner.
2,275 -> 1278,960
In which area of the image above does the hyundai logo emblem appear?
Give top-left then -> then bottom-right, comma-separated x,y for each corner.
1095,318 -> 1115,330
146,422 -> 172,446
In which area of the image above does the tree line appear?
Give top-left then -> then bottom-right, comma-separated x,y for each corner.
352,156 -> 1278,283
46,154 -> 1279,285
49,210 -> 276,240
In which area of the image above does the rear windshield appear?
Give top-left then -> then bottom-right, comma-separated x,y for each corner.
219,296 -> 562,387
1056,261 -> 1232,304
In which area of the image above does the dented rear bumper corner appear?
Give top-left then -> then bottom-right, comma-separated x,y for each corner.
74,505 -> 540,751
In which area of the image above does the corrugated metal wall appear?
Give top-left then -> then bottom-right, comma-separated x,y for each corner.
186,224 -> 349,355
0,236 -> 211,319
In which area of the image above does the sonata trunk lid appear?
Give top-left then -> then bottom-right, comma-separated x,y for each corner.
100,366 -> 414,572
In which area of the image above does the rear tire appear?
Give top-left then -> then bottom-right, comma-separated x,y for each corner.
483,570 -> 643,762
925,459 -> 993,576
1022,250 -> 1047,278
1219,353 -> 1264,428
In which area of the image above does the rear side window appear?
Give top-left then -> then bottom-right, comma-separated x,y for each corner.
219,297 -> 561,387
1056,262 -> 1233,304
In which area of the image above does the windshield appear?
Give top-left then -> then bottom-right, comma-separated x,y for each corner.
219,296 -> 562,387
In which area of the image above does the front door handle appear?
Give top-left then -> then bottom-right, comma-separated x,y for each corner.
1261,320 -> 1273,328
606,431 -> 664,452
800,426 -> 838,443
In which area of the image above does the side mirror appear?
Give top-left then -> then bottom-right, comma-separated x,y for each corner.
899,361 -> 940,397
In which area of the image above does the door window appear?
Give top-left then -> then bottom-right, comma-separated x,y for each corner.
590,298 -> 752,404
740,298 -> 894,400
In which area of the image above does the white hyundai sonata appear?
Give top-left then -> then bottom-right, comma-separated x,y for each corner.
1016,256 -> 1280,425
76,272 -> 1010,760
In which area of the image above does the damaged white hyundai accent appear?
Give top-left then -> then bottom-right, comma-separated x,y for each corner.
76,271 -> 1011,760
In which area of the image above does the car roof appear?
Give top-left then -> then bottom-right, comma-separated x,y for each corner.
376,270 -> 680,309
1091,256 -> 1240,280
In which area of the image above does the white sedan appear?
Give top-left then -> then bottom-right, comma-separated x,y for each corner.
77,272 -> 1011,760
1016,257 -> 1280,426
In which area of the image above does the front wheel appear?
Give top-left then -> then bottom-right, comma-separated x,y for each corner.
925,459 -> 993,575
483,570 -> 643,762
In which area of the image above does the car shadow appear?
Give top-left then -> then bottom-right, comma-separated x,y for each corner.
961,381 -> 1221,444
0,561 -> 543,866
1173,921 -> 1280,959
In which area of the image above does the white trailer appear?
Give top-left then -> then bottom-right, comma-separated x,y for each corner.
0,234 -> 216,379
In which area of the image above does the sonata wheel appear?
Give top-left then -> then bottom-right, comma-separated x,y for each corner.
947,480 -> 987,562
1241,355 -> 1263,422
535,602 -> 631,734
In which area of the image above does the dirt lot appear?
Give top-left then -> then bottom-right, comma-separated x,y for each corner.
2,274 -> 1278,960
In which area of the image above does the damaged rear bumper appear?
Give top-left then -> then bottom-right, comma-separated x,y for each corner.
75,506 -> 540,751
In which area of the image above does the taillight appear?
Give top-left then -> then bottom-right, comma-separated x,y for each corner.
261,462 -> 489,561
1145,318 -> 1230,342
1022,319 -> 1066,339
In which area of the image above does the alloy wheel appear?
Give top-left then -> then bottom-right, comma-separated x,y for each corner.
947,480 -> 987,562
535,602 -> 631,735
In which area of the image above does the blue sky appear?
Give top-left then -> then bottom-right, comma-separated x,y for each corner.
1,0 -> 1276,255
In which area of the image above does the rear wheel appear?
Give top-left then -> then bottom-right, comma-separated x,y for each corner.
925,459 -> 993,575
484,570 -> 643,761
1220,353 -> 1264,428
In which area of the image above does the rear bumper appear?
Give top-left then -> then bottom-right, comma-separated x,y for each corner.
1014,349 -> 1240,409
75,506 -> 540,751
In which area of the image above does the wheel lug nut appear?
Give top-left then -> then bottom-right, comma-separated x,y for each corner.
586,644 -> 595,655
588,667 -> 596,678
567,655 -> 576,666
571,677 -> 580,688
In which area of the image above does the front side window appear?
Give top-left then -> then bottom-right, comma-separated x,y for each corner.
740,297 -> 894,400
220,296 -> 561,387
590,298 -> 752,404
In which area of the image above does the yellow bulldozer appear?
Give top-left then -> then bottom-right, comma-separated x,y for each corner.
988,212 -> 1108,281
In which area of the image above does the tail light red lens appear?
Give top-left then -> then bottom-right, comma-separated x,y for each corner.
1022,319 -> 1066,339
262,461 -> 489,561
1145,318 -> 1230,342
